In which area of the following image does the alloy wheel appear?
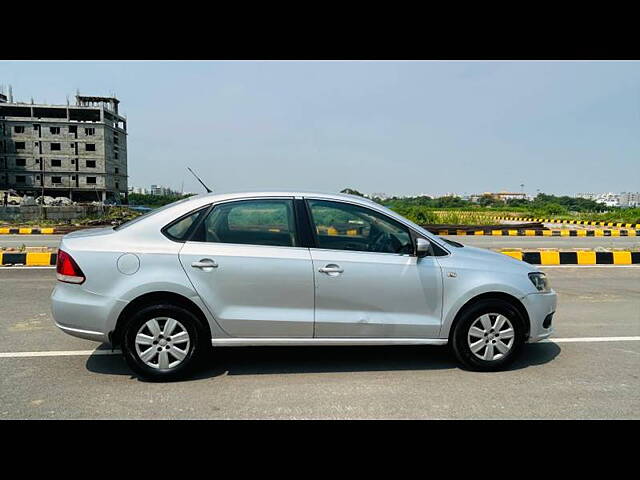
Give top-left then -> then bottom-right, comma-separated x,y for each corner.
467,313 -> 515,361
134,317 -> 191,369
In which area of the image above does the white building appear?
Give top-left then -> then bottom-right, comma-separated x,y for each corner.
128,186 -> 148,195
595,192 -> 621,208
575,192 -> 639,208
619,192 -> 640,208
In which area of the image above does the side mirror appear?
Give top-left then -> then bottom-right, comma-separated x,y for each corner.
415,238 -> 430,257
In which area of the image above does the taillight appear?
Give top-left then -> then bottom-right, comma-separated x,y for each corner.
56,250 -> 85,284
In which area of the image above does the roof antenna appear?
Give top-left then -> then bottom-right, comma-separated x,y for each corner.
187,167 -> 212,193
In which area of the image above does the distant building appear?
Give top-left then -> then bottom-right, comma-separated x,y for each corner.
0,90 -> 128,202
129,186 -> 148,195
575,192 -> 598,201
619,192 -> 639,208
595,193 -> 621,208
470,191 -> 528,203
575,192 -> 638,208
150,184 -> 181,196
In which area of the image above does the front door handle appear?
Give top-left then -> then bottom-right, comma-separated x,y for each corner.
318,264 -> 344,276
191,259 -> 218,270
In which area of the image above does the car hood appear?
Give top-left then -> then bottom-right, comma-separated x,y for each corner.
445,243 -> 539,274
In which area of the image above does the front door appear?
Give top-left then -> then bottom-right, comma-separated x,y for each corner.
306,199 -> 443,338
179,198 -> 315,338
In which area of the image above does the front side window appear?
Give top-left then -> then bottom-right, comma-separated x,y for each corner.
307,199 -> 413,254
193,199 -> 297,247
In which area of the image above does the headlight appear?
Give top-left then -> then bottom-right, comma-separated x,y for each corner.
528,272 -> 550,292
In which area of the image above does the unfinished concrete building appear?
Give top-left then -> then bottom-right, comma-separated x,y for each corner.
0,91 -> 128,202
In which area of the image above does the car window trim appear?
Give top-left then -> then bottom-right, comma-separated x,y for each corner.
303,197 -> 420,257
294,198 -> 316,248
189,197 -> 300,248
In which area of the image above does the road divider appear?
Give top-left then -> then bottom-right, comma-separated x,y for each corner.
1,248 -> 638,266
500,250 -> 640,265
493,216 -> 640,229
1,251 -> 57,266
436,228 -> 639,236
0,227 -> 56,234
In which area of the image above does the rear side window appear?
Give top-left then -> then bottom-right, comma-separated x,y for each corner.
191,199 -> 298,247
163,207 -> 209,242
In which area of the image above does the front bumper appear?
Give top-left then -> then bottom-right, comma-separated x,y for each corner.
521,290 -> 557,343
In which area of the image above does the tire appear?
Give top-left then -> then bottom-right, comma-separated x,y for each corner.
122,303 -> 208,381
451,298 -> 526,372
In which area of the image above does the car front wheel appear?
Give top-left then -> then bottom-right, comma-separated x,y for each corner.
122,304 -> 206,381
451,299 -> 526,371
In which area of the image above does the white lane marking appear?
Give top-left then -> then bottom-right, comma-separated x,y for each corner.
1,337 -> 640,358
0,266 -> 56,269
540,336 -> 640,343
0,349 -> 121,358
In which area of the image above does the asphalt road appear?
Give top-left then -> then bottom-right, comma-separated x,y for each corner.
2,234 -> 640,250
442,235 -> 640,249
0,235 -> 64,249
0,267 -> 638,419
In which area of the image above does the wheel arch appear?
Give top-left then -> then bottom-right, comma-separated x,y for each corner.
446,292 -> 531,342
110,291 -> 212,347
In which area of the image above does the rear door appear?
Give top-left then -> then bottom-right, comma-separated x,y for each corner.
178,198 -> 315,338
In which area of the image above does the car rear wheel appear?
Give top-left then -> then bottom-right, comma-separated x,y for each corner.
451,299 -> 526,371
122,304 -> 207,381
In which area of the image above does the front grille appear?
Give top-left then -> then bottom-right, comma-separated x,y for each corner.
543,313 -> 554,329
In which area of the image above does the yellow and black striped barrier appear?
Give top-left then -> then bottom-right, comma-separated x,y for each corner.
1,251 -> 58,266
500,250 -> 640,265
1,249 -> 638,266
0,227 -> 56,234
492,216 -> 640,229
434,229 -> 639,236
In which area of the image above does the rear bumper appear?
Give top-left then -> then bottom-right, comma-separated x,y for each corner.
521,290 -> 557,343
53,321 -> 108,343
51,282 -> 127,344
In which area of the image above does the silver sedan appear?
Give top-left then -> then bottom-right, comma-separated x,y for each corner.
51,191 -> 556,381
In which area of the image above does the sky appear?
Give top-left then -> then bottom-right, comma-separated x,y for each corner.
1,60 -> 638,197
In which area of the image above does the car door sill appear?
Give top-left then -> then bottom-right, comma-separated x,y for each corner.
211,338 -> 448,347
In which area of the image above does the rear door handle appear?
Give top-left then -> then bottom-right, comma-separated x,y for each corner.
318,264 -> 343,275
191,259 -> 218,269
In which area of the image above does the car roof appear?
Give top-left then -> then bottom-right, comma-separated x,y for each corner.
115,190 -> 445,249
183,190 -> 381,207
